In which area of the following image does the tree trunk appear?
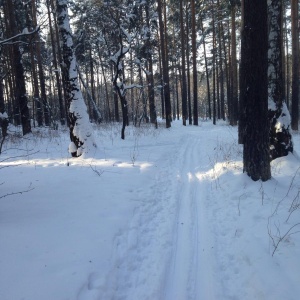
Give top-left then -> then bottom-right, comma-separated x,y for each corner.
180,0 -> 187,125
56,0 -> 95,157
157,0 -> 171,128
47,0 -> 65,125
230,4 -> 238,126
5,0 -> 31,135
241,0 -> 271,181
145,4 -> 157,127
217,0 -> 225,120
268,0 -> 293,160
212,1 -> 216,125
200,17 -> 211,119
291,0 -> 299,130
191,0 -> 198,125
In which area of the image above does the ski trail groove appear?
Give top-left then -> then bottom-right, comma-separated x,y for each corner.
164,133 -> 215,300
100,130 -> 216,300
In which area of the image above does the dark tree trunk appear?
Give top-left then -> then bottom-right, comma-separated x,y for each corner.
180,0 -> 187,125
48,0 -> 65,125
241,0 -> 271,181
111,44 -> 128,139
157,41 -> 165,119
186,7 -> 192,125
30,43 -> 43,126
157,0 -> 171,128
217,0 -> 225,120
238,0 -> 245,143
5,0 -> 31,135
212,2 -> 216,125
31,0 -> 50,127
145,4 -> 157,127
291,0 -> 299,130
191,0 -> 198,125
230,4 -> 238,126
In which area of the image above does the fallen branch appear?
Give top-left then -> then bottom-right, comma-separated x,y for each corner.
0,187 -> 34,200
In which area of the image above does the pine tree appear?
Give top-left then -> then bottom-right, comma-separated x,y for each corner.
240,0 -> 271,181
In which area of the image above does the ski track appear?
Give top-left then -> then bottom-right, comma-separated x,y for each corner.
81,128 -> 219,300
164,132 -> 216,300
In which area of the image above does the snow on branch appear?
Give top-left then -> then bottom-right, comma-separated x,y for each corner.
0,26 -> 40,45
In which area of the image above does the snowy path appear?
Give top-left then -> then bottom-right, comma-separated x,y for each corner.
99,128 -> 219,300
2,122 -> 300,300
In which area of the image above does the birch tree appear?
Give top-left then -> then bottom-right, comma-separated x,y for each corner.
268,0 -> 293,160
56,0 -> 96,157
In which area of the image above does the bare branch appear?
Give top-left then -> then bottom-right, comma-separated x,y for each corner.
0,187 -> 34,200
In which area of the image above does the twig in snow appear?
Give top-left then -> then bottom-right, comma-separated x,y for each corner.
0,187 -> 34,200
268,218 -> 300,256
89,165 -> 104,177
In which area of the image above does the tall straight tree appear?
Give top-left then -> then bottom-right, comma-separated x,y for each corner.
229,0 -> 238,126
157,0 -> 171,128
4,0 -> 31,135
46,0 -> 65,125
291,0 -> 299,130
268,0 -> 293,160
240,0 -> 271,181
145,1 -> 157,127
56,0 -> 96,157
191,0 -> 198,125
200,16 -> 211,119
180,0 -> 187,126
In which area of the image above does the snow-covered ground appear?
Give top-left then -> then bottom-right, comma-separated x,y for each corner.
1,120 -> 300,300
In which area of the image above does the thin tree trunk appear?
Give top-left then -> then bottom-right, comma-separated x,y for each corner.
291,0 -> 299,130
217,0 -> 225,120
47,0 -> 65,125
180,0 -> 187,125
157,0 -> 171,128
5,0 -> 31,135
200,17 -> 211,119
230,4 -> 238,126
191,0 -> 198,125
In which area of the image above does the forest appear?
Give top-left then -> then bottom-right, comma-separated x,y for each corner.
0,0 -> 298,179
1,1 -> 300,299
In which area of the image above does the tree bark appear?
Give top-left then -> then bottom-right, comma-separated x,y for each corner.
157,0 -> 171,128
191,0 -> 198,125
5,0 -> 31,135
56,0 -> 95,157
230,3 -> 238,126
180,0 -> 187,125
268,0 -> 293,160
291,0 -> 299,130
241,0 -> 271,181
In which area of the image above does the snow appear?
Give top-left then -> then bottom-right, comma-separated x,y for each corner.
275,102 -> 292,132
1,121 -> 300,300
0,112 -> 8,119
